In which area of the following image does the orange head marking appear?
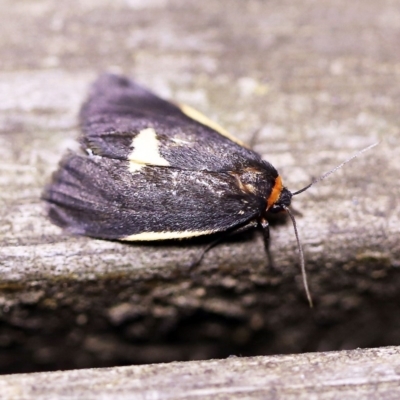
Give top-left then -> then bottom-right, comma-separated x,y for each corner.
267,175 -> 284,210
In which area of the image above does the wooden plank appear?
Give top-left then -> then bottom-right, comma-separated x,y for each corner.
0,0 -> 399,375
1,347 -> 400,399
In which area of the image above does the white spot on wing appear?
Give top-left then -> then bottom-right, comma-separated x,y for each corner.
171,137 -> 190,145
86,148 -> 102,160
128,128 -> 170,172
129,161 -> 144,172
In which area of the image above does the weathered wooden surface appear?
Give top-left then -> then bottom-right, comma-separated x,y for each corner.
0,0 -> 400,374
1,347 -> 400,399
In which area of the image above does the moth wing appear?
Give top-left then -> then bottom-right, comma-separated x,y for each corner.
80,74 -> 265,172
43,154 -> 264,240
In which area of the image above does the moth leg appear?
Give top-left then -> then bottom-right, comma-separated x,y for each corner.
187,236 -> 225,270
188,220 -> 258,270
259,217 -> 274,269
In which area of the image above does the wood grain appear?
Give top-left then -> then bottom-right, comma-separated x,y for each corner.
0,0 -> 399,375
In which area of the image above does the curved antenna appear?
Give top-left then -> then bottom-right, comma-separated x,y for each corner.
286,141 -> 378,306
292,142 -> 379,196
283,205 -> 313,307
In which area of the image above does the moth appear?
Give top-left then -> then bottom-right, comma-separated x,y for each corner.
43,74 -> 377,306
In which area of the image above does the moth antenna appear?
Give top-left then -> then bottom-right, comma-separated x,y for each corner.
286,141 -> 379,306
292,141 -> 379,196
282,205 -> 313,308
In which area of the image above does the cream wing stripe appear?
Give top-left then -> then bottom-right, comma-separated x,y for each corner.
122,230 -> 217,241
179,104 -> 247,147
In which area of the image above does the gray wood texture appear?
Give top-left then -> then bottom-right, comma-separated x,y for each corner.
0,0 -> 399,376
1,347 -> 400,399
